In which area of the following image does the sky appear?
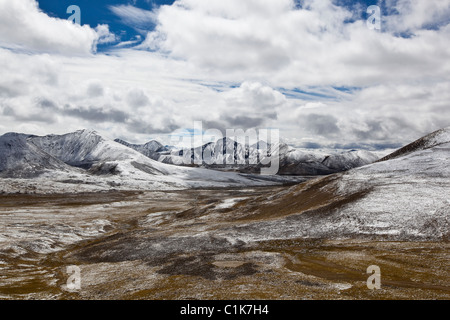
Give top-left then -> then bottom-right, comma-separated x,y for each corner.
0,0 -> 449,150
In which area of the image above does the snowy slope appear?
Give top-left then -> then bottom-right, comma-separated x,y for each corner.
329,128 -> 450,239
322,150 -> 379,171
219,127 -> 450,241
0,133 -> 77,178
114,138 -> 169,161
378,127 -> 450,162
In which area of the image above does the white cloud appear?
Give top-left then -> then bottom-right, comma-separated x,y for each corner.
0,0 -> 98,54
223,82 -> 287,111
139,0 -> 450,88
384,0 -> 450,33
109,4 -> 158,34
0,0 -> 117,54
0,0 -> 449,149
95,25 -> 118,45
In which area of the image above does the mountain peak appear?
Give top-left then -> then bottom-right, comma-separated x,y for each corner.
75,128 -> 100,136
379,127 -> 450,162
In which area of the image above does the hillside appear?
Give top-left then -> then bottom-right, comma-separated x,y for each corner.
0,133 -> 77,178
218,127 -> 450,241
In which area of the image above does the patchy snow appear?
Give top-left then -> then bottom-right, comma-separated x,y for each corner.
0,211 -> 114,255
215,197 -> 248,210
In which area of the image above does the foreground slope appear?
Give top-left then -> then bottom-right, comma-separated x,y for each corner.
219,127 -> 450,241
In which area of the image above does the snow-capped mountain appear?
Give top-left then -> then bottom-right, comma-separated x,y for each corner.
321,150 -> 379,171
0,129 -> 300,193
117,136 -> 379,175
26,129 -> 255,178
0,133 -> 76,178
224,127 -> 450,241
254,142 -> 378,175
117,136 -> 253,166
31,129 -> 112,169
114,138 -> 169,161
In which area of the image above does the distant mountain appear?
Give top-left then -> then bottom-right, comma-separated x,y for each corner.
0,129 -> 301,194
117,136 -> 379,175
189,137 -> 250,166
322,150 -> 379,171
114,139 -> 170,161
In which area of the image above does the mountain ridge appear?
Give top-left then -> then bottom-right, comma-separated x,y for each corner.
378,126 -> 450,162
0,129 -> 307,193
116,136 -> 379,175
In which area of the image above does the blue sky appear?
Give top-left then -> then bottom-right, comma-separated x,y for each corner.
37,0 -> 382,100
1,0 -> 450,149
38,0 -> 174,50
37,0 -> 383,51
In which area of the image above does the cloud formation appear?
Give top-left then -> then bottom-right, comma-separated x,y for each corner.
0,0 -> 115,54
139,0 -> 450,89
0,0 -> 449,149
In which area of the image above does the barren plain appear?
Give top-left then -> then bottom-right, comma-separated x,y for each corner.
1,185 -> 448,300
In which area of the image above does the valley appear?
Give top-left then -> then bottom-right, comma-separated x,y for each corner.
0,188 -> 448,300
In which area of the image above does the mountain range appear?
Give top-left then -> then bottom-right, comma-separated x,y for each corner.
115,136 -> 379,175
1,124 -> 449,238
0,129 -> 303,193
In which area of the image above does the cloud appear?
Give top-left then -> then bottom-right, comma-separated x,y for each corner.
0,0 -> 98,54
138,0 -> 450,88
0,0 -> 449,150
223,82 -> 287,111
37,98 -> 58,110
126,88 -> 150,108
109,4 -> 158,34
95,25 -> 118,45
0,0 -> 117,54
384,0 -> 450,33
1,102 -> 56,124
223,116 -> 266,129
127,118 -> 180,135
62,105 -> 129,123
0,84 -> 22,98
86,81 -> 105,98
299,114 -> 340,137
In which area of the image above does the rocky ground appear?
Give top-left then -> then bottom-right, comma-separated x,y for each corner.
0,187 -> 448,300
